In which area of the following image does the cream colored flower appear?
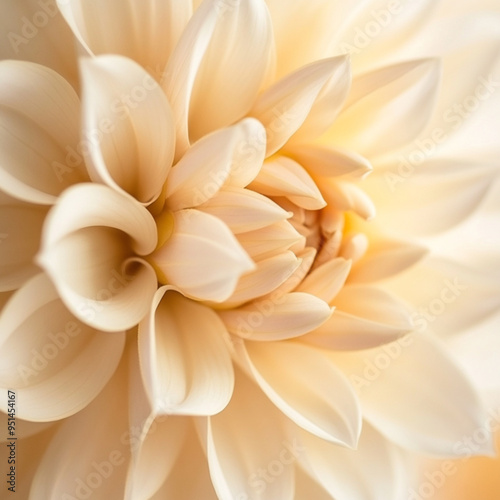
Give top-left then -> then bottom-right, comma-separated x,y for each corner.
0,0 -> 500,499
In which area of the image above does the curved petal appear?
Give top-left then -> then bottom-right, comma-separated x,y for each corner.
249,156 -> 326,210
38,184 -> 158,331
331,334 -> 494,456
223,251 -> 301,307
384,256 -> 500,338
40,183 -> 157,254
325,59 -> 441,158
199,186 -> 291,234
296,257 -> 352,304
125,342 -> 188,500
303,284 -> 414,350
80,55 -> 175,205
150,209 -> 254,302
287,144 -> 373,178
0,274 -> 125,422
165,118 -> 264,211
0,0 -> 78,86
57,0 -> 191,73
349,239 -> 428,283
240,340 -> 361,446
218,292 -> 332,341
162,0 -> 273,156
291,421 -> 405,500
320,180 -> 376,220
150,422 -> 218,500
203,367 -> 295,500
138,287 -> 234,415
29,350 -> 131,498
0,193 -> 48,291
0,60 -> 86,204
236,220 -> 303,261
365,159 -> 498,236
250,56 -> 350,156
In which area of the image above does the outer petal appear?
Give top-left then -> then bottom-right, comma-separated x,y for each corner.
29,350 -> 131,498
218,292 -> 332,341
125,342 -> 188,500
0,192 -> 48,291
162,0 -> 273,155
291,421 -> 405,500
303,285 -> 414,350
331,334 -> 494,456
0,61 -> 86,204
80,56 -> 175,205
149,209 -> 254,302
138,287 -> 234,415
57,0 -> 191,73
249,56 -> 350,156
202,367 -> 295,500
239,340 -> 361,446
365,159 -> 498,236
0,0 -> 78,85
38,184 -> 158,331
150,422 -> 218,500
325,59 -> 441,158
0,274 -> 125,422
348,240 -> 428,283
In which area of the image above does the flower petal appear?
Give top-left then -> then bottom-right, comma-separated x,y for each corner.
162,0 -> 273,155
365,159 -> 498,235
240,340 -> 361,446
236,220 -> 303,261
30,350 -> 131,497
291,421 -> 405,500
296,257 -> 352,304
0,60 -> 85,204
250,56 -> 350,156
139,288 -> 234,415
0,0 -> 78,85
150,209 -> 254,302
249,156 -> 326,210
57,0 -> 191,72
331,334 -> 494,456
165,118 -> 264,210
0,193 -> 48,291
203,367 -> 295,500
38,184 -> 158,331
287,144 -> 373,178
218,292 -> 332,341
80,55 -> 175,205
326,59 -> 441,158
125,342 -> 188,500
150,422 -> 218,500
349,240 -> 428,283
320,179 -> 376,220
0,273 -> 125,422
303,284 -> 414,350
199,186 -> 291,234
223,251 -> 301,307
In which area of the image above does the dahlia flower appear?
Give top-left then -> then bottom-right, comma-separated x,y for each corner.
0,0 -> 499,499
